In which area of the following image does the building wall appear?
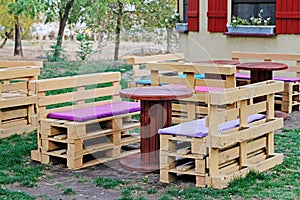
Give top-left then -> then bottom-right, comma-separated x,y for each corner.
179,0 -> 300,62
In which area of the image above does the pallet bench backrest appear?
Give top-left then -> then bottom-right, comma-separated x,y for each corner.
0,60 -> 43,68
0,66 -> 40,96
30,72 -> 122,120
208,80 -> 284,148
126,53 -> 184,87
146,62 -> 236,122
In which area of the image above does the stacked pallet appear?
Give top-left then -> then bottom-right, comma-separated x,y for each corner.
275,81 -> 300,113
0,66 -> 40,138
30,72 -> 141,170
159,81 -> 284,189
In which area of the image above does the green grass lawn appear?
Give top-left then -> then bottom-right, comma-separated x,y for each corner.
0,61 -> 299,199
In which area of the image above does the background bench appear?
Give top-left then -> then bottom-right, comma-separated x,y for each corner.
30,72 -> 141,170
159,80 -> 284,189
146,62 -> 236,123
126,53 -> 184,87
0,66 -> 40,138
232,51 -> 300,113
0,60 -> 43,68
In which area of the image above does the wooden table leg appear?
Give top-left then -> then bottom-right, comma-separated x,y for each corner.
250,70 -> 272,83
120,100 -> 172,173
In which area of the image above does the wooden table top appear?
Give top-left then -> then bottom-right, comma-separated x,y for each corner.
237,62 -> 288,71
120,86 -> 193,101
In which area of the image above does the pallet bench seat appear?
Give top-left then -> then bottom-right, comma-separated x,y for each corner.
232,51 -> 300,113
158,114 -> 265,138
47,101 -> 140,122
146,62 -> 236,123
0,66 -> 40,138
30,72 -> 141,170
159,80 -> 284,189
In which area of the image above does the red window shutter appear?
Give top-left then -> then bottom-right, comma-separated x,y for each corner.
187,0 -> 199,31
207,0 -> 227,32
276,0 -> 300,34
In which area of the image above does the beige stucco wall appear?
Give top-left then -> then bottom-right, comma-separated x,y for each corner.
178,0 -> 300,62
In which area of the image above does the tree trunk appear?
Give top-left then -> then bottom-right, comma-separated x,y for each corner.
166,29 -> 171,53
54,0 -> 75,56
114,0 -> 123,61
14,16 -> 23,56
0,29 -> 13,48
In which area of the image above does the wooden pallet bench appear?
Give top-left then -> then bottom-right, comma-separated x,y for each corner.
30,72 -> 141,170
146,62 -> 236,123
126,53 -> 184,87
159,80 -> 284,189
0,60 -> 43,68
0,66 -> 40,138
232,51 -> 300,113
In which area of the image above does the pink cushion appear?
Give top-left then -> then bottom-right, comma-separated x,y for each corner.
47,101 -> 140,122
273,76 -> 300,82
236,72 -> 300,83
195,86 -> 225,92
167,84 -> 225,92
158,114 -> 265,138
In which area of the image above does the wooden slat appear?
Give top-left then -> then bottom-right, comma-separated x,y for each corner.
127,53 -> 184,65
0,66 -> 40,80
147,63 -> 236,75
34,72 -> 121,92
209,81 -> 284,105
38,86 -> 119,107
0,60 -> 43,68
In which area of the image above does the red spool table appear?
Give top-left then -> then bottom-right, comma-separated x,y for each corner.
119,86 -> 193,173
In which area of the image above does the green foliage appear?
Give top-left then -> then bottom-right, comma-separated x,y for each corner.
146,188 -> 157,194
0,188 -> 35,200
0,131 -> 44,187
76,33 -> 93,61
230,16 -> 250,27
94,177 -> 128,189
46,42 -> 67,62
231,10 -> 271,27
250,9 -> 271,25
62,188 -> 77,195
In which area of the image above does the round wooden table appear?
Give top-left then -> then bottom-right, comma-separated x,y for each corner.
119,86 -> 193,173
236,62 -> 288,83
237,62 -> 288,119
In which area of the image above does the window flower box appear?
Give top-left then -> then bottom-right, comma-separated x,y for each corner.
176,23 -> 188,33
227,25 -> 276,34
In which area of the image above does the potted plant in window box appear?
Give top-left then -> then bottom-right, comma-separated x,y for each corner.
227,10 -> 275,34
175,23 -> 188,32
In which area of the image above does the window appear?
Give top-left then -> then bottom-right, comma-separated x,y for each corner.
232,0 -> 276,25
183,0 -> 188,23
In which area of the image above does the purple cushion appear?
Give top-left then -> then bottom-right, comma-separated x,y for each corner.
47,101 -> 140,122
236,73 -> 251,79
236,72 -> 300,82
273,76 -> 300,82
158,114 -> 265,138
